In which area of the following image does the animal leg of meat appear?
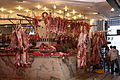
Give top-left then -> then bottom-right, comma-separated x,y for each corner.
15,51 -> 21,67
77,50 -> 81,68
80,47 -> 86,67
20,51 -> 31,67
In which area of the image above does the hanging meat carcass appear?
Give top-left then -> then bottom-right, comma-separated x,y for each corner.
90,32 -> 107,65
77,22 -> 91,68
44,17 -> 68,36
44,16 -> 53,37
91,32 -> 100,65
77,33 -> 90,68
10,25 -> 31,67
100,33 -> 107,47
33,18 -> 39,40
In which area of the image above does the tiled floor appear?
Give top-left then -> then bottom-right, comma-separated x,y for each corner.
70,72 -> 120,80
1,72 -> 120,80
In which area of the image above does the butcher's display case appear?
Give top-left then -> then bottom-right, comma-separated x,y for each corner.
0,49 -> 77,80
0,34 -> 78,80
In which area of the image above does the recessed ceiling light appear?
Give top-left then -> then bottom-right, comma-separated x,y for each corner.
25,9 -> 30,13
78,14 -> 82,17
0,7 -> 6,12
111,8 -> 114,12
44,7 -> 47,11
71,10 -> 76,15
66,13 -> 70,17
85,16 -> 88,19
73,16 -> 77,20
105,18 -> 108,21
36,5 -> 41,9
64,6 -> 68,11
16,6 -> 23,10
53,5 -> 56,9
92,12 -> 98,14
8,10 -> 14,13
58,10 -> 62,14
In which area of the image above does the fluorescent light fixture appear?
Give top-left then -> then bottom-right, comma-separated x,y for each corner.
92,12 -> 98,14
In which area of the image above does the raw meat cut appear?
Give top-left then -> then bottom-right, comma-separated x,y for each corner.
10,25 -> 31,68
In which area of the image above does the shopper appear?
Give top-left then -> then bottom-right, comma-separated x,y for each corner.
105,46 -> 110,72
108,46 -> 120,75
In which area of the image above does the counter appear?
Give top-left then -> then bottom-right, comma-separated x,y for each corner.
0,54 -> 77,80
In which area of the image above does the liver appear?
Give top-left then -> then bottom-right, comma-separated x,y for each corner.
0,55 -> 77,80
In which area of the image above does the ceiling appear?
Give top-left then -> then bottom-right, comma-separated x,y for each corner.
0,0 -> 118,19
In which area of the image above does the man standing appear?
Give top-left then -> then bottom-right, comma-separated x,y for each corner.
108,46 -> 120,75
105,46 -> 110,72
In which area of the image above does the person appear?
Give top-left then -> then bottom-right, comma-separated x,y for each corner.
108,46 -> 120,75
104,46 -> 110,72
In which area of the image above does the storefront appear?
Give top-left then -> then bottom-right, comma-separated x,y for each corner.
0,0 -> 119,80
